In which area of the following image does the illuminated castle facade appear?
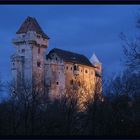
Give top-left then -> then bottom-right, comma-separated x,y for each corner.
11,17 -> 102,104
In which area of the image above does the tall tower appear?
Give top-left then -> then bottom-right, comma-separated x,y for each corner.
11,16 -> 49,91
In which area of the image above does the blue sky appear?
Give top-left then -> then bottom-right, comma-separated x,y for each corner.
0,5 -> 139,82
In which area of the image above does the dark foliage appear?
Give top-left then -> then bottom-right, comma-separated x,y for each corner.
0,74 -> 140,136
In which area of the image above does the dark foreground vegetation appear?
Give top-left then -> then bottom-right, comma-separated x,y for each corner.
0,75 -> 140,136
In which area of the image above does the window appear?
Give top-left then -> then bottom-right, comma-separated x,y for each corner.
78,81 -> 81,86
81,70 -> 82,72
37,61 -> 41,67
21,49 -> 25,53
56,57 -> 57,60
66,66 -> 68,70
71,67 -> 73,70
13,62 -> 15,66
85,70 -> 88,73
70,80 -> 73,85
56,82 -> 59,85
74,65 -> 77,70
38,48 -> 40,54
37,35 -> 40,38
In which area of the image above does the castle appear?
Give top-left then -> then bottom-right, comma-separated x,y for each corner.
11,17 -> 102,105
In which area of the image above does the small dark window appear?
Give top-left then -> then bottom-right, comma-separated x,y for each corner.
56,82 -> 59,85
37,61 -> 41,67
38,48 -> 40,54
85,70 -> 88,73
74,65 -> 77,70
81,70 -> 82,72
78,81 -> 81,86
66,66 -> 68,70
70,80 -> 73,85
22,49 -> 25,53
71,67 -> 73,70
56,57 -> 57,60
13,62 -> 15,66
37,35 -> 40,38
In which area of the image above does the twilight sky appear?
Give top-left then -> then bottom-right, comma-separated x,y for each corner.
0,5 -> 139,81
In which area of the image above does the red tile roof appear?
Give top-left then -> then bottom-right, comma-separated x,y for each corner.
16,16 -> 49,39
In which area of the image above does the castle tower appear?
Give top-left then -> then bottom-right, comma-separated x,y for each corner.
11,16 -> 49,92
90,53 -> 102,74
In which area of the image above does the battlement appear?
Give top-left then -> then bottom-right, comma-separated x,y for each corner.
12,31 -> 48,47
11,54 -> 24,62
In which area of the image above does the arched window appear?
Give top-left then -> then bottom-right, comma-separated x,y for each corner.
74,65 -> 77,70
85,70 -> 88,73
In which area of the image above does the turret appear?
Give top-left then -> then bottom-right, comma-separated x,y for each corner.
90,53 -> 102,77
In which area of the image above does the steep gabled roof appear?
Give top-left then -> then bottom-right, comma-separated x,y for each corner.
47,48 -> 94,67
16,16 -> 49,39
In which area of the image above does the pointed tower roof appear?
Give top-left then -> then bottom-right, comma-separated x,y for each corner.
90,53 -> 101,65
16,16 -> 49,39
